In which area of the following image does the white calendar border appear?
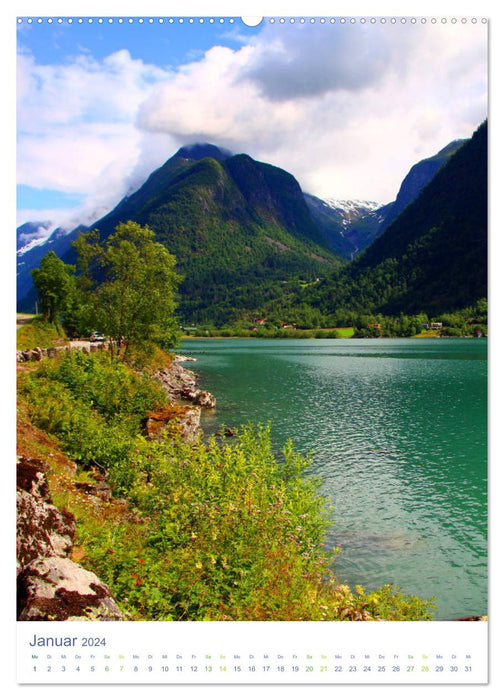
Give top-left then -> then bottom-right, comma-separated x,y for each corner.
5,0 -> 502,697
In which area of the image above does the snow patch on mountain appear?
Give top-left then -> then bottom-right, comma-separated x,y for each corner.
318,198 -> 383,216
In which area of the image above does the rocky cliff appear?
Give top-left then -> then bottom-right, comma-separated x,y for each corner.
17,456 -> 125,621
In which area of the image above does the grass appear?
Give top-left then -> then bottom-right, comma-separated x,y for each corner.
320,327 -> 355,338
17,315 -> 68,350
413,329 -> 441,338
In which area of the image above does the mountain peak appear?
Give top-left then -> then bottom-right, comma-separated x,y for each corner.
431,139 -> 468,161
174,143 -> 233,162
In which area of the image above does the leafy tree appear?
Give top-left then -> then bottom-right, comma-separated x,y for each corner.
73,221 -> 181,357
31,251 -> 76,326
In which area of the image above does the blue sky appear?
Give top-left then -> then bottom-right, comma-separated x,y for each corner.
16,12 -> 488,232
16,17 -> 261,70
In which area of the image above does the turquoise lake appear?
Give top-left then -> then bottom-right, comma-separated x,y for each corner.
180,337 -> 488,620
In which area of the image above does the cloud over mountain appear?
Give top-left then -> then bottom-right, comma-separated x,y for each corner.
17,19 -> 487,229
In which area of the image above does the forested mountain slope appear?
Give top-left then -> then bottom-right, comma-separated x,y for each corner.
306,121 -> 487,317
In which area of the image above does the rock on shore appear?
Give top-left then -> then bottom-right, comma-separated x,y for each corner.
139,357 -> 215,444
154,357 -> 216,409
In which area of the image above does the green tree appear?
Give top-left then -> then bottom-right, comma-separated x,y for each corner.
73,221 -> 181,357
31,251 -> 76,325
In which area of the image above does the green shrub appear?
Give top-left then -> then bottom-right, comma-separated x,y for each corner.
88,425 -> 433,621
37,351 -> 168,420
16,355 -> 157,493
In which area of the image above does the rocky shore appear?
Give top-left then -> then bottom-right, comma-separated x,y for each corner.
17,345 -> 216,412
154,355 -> 216,409
144,355 -> 216,443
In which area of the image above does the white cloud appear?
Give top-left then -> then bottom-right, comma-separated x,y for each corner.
17,124 -> 137,192
240,22 -> 396,99
17,19 -> 488,230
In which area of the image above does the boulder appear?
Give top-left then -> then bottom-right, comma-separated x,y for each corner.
154,362 -> 199,401
192,390 -> 216,409
17,556 -> 124,621
17,456 -> 52,500
178,406 -> 202,443
180,387 -> 198,402
143,404 -> 202,443
17,490 -> 75,573
154,362 -> 216,410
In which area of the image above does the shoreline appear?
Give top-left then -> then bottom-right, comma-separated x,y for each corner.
181,333 -> 487,340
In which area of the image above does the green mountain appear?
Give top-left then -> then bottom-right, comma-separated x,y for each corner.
19,128 -> 486,328
306,122 -> 487,318
62,145 -> 341,324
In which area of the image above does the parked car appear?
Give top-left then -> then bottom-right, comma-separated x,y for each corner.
90,331 -> 106,342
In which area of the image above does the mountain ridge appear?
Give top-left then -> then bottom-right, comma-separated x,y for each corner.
375,139 -> 468,236
17,131 -> 485,324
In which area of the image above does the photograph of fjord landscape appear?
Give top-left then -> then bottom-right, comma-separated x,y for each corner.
16,16 -> 488,623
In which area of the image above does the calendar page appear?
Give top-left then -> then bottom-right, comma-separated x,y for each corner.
11,0 -> 494,693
